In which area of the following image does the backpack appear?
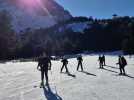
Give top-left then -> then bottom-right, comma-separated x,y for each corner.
121,57 -> 127,66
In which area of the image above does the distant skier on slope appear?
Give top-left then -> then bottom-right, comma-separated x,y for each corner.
77,55 -> 83,71
116,55 -> 127,75
102,55 -> 106,66
37,53 -> 51,87
98,55 -> 103,69
60,57 -> 69,73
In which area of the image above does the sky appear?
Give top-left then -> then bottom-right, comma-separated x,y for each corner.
56,0 -> 134,19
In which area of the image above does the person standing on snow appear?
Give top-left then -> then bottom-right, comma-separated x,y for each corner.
77,55 -> 83,71
116,55 -> 127,75
98,55 -> 103,69
102,55 -> 106,66
60,58 -> 69,73
37,53 -> 51,87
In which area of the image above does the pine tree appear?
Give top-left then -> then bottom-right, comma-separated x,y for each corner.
0,10 -> 16,59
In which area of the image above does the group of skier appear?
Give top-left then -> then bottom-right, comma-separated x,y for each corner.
37,53 -> 127,87
98,54 -> 127,75
37,54 -> 83,87
60,55 -> 83,73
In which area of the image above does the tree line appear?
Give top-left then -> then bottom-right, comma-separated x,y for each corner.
0,11 -> 134,60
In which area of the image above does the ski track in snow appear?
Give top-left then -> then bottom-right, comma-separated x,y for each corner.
0,55 -> 134,100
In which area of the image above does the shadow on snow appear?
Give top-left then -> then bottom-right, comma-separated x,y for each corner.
105,65 -> 119,69
102,68 -> 119,74
78,71 -> 97,76
43,84 -> 62,100
61,72 -> 76,78
114,74 -> 134,79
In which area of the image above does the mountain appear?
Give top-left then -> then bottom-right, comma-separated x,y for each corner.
0,0 -> 72,32
17,16 -> 131,57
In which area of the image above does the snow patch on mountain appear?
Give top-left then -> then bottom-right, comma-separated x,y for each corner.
0,3 -> 56,32
0,0 -> 72,33
58,22 -> 91,33
67,22 -> 91,33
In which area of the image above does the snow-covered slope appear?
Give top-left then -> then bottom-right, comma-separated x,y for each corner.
58,22 -> 91,33
67,22 -> 91,33
0,55 -> 134,100
0,0 -> 72,32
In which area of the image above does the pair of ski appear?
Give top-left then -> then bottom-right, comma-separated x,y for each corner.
40,82 -> 50,88
34,82 -> 49,88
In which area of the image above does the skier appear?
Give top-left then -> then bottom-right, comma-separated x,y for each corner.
77,55 -> 83,71
117,55 -> 127,75
37,53 -> 51,87
102,55 -> 106,66
60,58 -> 69,73
98,55 -> 103,69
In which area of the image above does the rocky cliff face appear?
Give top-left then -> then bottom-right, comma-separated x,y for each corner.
0,0 -> 72,32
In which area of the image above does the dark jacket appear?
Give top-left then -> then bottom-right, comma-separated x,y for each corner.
77,56 -> 83,62
61,59 -> 68,65
37,57 -> 51,70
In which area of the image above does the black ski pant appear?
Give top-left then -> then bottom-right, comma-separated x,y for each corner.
99,62 -> 103,68
61,64 -> 69,73
119,65 -> 126,74
77,62 -> 83,71
41,69 -> 48,83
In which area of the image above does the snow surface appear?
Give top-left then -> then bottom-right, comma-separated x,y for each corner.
67,22 -> 90,33
0,55 -> 134,100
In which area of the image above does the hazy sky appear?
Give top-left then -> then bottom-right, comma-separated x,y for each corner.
56,0 -> 134,19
